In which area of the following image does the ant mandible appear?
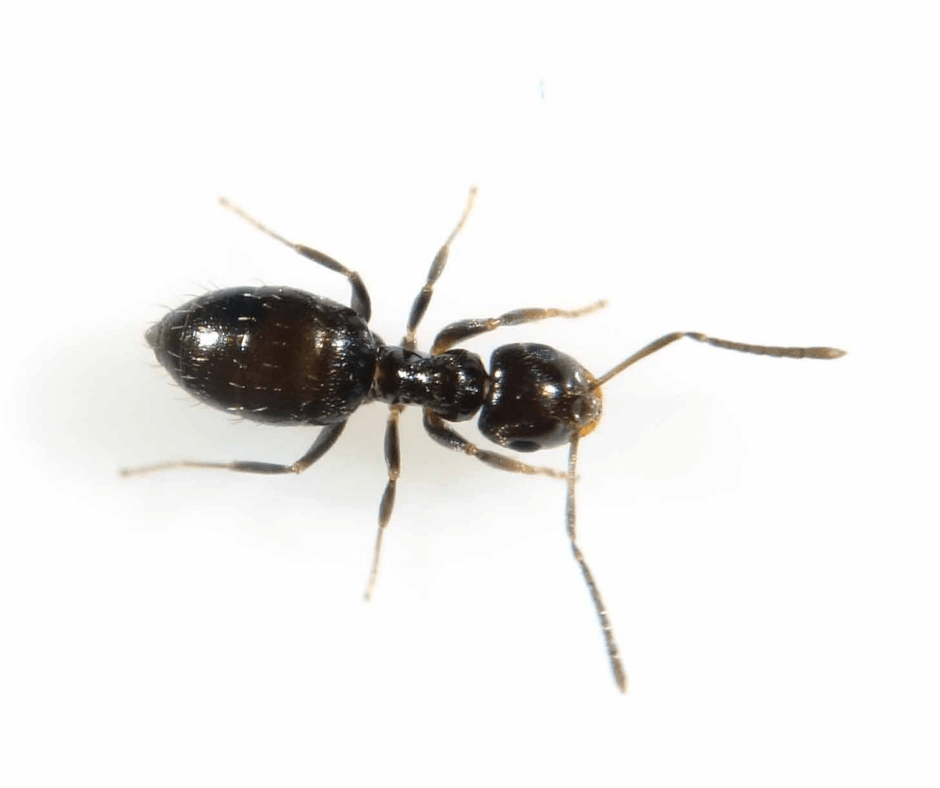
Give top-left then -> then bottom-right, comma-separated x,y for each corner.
122,188 -> 846,693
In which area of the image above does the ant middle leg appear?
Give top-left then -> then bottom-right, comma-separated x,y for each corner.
218,198 -> 372,321
364,404 -> 403,601
431,300 -> 607,355
423,411 -> 566,479
401,187 -> 478,350
120,421 -> 347,477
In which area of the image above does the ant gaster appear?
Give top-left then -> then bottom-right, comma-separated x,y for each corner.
123,189 -> 846,693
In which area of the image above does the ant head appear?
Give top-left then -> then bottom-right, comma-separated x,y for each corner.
478,343 -> 603,452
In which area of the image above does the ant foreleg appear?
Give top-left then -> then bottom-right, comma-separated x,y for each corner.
431,300 -> 606,355
422,411 -> 567,479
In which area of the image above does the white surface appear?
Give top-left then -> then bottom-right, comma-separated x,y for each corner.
1,2 -> 936,786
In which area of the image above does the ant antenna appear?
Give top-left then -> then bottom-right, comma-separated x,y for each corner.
591,331 -> 846,391
573,330 -> 845,691
566,434 -> 627,692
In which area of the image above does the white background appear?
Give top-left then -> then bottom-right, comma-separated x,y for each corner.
1,2 -> 937,786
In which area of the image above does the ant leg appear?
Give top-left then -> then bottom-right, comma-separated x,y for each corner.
591,332 -> 847,390
565,435 -> 627,693
431,300 -> 607,355
401,187 -> 477,350
219,198 -> 372,321
120,421 -> 346,477
423,410 -> 566,479
365,405 -> 403,600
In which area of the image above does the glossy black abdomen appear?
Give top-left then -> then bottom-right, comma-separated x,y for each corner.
147,286 -> 378,425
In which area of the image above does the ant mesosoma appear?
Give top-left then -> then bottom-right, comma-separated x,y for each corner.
123,188 -> 846,692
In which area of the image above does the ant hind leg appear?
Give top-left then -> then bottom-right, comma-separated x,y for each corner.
120,421 -> 347,477
218,198 -> 372,321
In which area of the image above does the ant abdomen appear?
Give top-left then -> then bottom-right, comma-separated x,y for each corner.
147,285 -> 378,425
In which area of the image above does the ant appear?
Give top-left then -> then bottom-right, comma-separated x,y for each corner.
122,188 -> 846,693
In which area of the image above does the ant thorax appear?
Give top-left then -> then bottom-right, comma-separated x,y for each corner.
371,345 -> 486,422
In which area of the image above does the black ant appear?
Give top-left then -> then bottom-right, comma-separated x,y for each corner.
122,188 -> 846,692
